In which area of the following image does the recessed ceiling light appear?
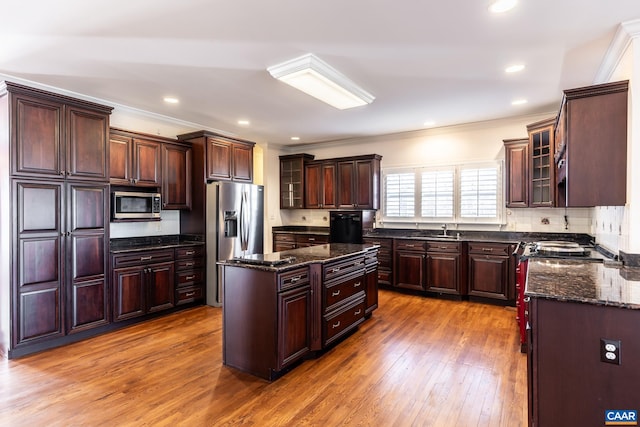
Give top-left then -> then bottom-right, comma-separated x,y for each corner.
237,120 -> 250,125
423,121 -> 436,127
512,99 -> 528,105
163,97 -> 179,104
291,136 -> 300,141
505,64 -> 525,73
489,0 -> 517,13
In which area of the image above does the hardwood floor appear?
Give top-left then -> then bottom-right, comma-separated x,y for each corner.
0,290 -> 527,426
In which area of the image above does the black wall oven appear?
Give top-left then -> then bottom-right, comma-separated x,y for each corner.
329,211 -> 363,244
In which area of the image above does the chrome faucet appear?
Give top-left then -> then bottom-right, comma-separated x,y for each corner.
441,224 -> 448,236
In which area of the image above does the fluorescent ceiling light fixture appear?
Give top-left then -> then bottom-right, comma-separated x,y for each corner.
512,99 -> 528,105
267,53 -> 374,110
505,64 -> 525,73
489,0 -> 517,13
163,96 -> 179,104
290,136 -> 300,141
237,119 -> 250,125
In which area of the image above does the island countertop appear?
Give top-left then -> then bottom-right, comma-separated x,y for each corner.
525,258 -> 640,309
219,243 -> 379,272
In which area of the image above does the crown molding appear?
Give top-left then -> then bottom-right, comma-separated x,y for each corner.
594,19 -> 640,84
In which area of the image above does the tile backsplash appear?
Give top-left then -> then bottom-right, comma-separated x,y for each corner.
110,210 -> 180,238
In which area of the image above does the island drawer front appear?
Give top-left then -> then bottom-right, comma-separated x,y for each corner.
426,241 -> 461,253
323,255 -> 366,281
365,248 -> 378,265
297,234 -> 329,245
176,285 -> 204,304
273,233 -> 296,242
278,267 -> 310,291
177,269 -> 204,287
323,297 -> 366,345
112,249 -> 175,268
363,237 -> 393,251
468,242 -> 511,256
176,257 -> 205,270
325,274 -> 365,312
175,246 -> 205,259
394,240 -> 427,252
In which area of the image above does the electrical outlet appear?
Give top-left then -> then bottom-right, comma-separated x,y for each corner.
600,339 -> 621,365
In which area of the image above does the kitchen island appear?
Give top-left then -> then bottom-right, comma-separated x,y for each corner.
219,243 -> 379,380
526,259 -> 640,427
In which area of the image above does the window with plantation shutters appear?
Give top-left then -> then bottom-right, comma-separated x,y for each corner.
384,172 -> 415,217
382,162 -> 502,224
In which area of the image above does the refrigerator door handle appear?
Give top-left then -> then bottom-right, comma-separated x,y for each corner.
240,189 -> 250,251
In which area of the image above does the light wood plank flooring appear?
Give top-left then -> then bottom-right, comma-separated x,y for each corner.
0,289 -> 527,426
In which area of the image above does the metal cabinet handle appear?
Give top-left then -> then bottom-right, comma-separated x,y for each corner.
482,248 -> 494,252
140,256 -> 152,261
332,290 -> 341,297
354,309 -> 361,315
185,262 -> 194,267
331,267 -> 340,273
290,276 -> 301,283
185,292 -> 195,297
523,297 -> 530,303
332,321 -> 341,329
308,238 -> 315,241
185,250 -> 195,255
405,244 -> 415,248
186,275 -> 195,281
354,282 -> 361,288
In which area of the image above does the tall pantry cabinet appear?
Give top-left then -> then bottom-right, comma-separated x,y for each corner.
0,82 -> 113,358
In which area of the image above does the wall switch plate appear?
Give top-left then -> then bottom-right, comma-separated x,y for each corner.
600,339 -> 621,365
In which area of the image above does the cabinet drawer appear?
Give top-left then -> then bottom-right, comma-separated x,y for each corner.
112,249 -> 175,268
177,269 -> 204,287
426,241 -> 461,253
394,239 -> 427,252
468,242 -> 511,256
175,246 -> 205,259
274,242 -> 297,252
176,257 -> 205,270
325,274 -> 365,312
378,268 -> 392,285
378,250 -> 392,269
363,237 -> 393,250
273,233 -> 295,242
297,234 -> 329,245
323,297 -> 365,345
176,285 -> 204,304
278,267 -> 310,291
324,255 -> 365,281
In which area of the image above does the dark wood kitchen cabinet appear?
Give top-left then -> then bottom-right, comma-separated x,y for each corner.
425,241 -> 464,296
162,143 -> 192,210
363,237 -> 393,286
337,155 -> 382,209
364,247 -> 379,315
1,81 -> 113,358
467,242 -> 515,303
527,118 -> 556,207
305,160 -> 337,209
280,154 -> 314,209
111,249 -> 176,321
555,80 -> 628,207
394,240 -> 427,291
175,246 -> 205,305
109,129 -> 162,187
272,232 -> 329,252
504,138 -> 529,208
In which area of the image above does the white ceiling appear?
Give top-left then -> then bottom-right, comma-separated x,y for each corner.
1,0 -> 638,145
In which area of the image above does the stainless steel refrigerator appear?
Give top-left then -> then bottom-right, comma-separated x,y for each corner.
206,182 -> 264,306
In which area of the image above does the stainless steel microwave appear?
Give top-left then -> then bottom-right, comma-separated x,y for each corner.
112,191 -> 161,220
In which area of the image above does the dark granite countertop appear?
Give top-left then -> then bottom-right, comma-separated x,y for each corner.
525,259 -> 640,309
219,243 -> 379,272
110,235 -> 205,253
364,229 -> 593,245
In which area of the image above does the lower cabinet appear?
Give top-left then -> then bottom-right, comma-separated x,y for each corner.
363,237 -> 392,286
394,240 -> 427,291
425,241 -> 464,296
111,249 -> 176,322
467,242 -> 515,302
364,247 -> 379,315
278,277 -> 312,369
175,246 -> 205,305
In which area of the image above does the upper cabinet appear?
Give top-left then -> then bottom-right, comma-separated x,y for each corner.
337,155 -> 381,210
555,80 -> 628,207
109,129 -> 162,187
504,138 -> 529,208
177,131 -> 254,183
280,154 -> 314,209
527,118 -> 555,208
305,160 -> 337,209
10,83 -> 111,181
162,143 -> 192,210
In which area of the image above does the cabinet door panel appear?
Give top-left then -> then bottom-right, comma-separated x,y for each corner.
133,139 -> 162,186
355,160 -> 374,208
20,238 -> 61,286
162,144 -> 192,209
395,251 -> 425,291
337,161 -> 355,208
109,134 -> 132,185
207,138 -> 232,180
113,267 -> 145,321
17,182 -> 62,233
426,253 -> 459,293
232,143 -> 253,182
147,262 -> 175,312
13,95 -> 63,177
69,183 -> 108,231
468,255 -> 509,299
278,285 -> 311,369
69,278 -> 108,331
66,106 -> 109,181
71,234 -> 105,279
322,162 -> 337,209
304,163 -> 322,208
505,141 -> 529,208
19,288 -> 62,342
